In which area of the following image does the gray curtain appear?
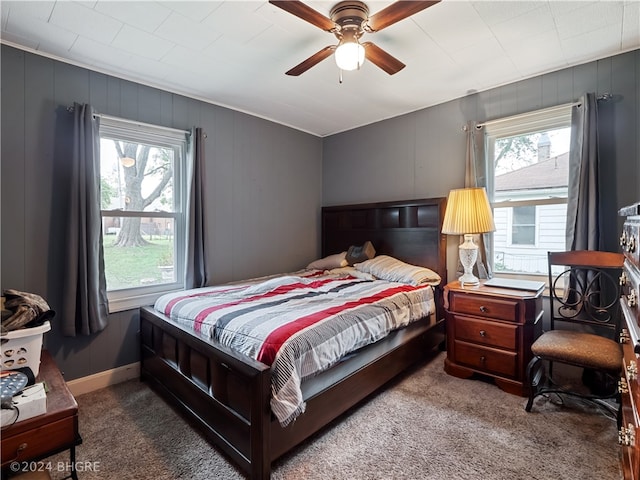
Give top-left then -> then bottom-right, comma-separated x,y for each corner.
184,127 -> 207,288
463,121 -> 492,279
566,93 -> 601,251
61,103 -> 109,336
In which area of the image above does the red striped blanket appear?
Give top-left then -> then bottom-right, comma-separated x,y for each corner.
154,271 -> 436,426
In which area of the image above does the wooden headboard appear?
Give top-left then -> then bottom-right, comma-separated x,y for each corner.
321,197 -> 447,282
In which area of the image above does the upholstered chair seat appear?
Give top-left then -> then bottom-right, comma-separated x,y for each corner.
531,330 -> 623,373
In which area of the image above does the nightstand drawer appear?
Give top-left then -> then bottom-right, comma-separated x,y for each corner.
449,292 -> 519,322
453,340 -> 518,378
454,315 -> 518,350
1,416 -> 76,465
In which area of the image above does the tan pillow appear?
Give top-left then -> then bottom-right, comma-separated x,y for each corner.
354,255 -> 441,286
306,252 -> 348,270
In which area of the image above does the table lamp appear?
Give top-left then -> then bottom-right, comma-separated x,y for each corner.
442,187 -> 496,285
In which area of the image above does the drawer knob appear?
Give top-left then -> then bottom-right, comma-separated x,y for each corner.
479,356 -> 486,363
619,377 -> 629,394
621,231 -> 628,247
479,330 -> 486,337
629,289 -> 638,308
620,272 -> 628,286
620,328 -> 630,344
479,306 -> 488,313
6,442 -> 27,463
628,236 -> 637,253
619,424 -> 636,447
628,360 -> 637,381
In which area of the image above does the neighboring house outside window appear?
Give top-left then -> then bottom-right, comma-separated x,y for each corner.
99,117 -> 188,312
511,205 -> 536,246
486,106 -> 572,279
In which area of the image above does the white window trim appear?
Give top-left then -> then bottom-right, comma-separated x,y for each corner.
99,116 -> 190,313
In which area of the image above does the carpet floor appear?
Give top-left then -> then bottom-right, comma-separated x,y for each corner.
47,352 -> 621,480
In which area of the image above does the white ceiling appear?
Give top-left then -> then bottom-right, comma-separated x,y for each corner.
1,1 -> 639,137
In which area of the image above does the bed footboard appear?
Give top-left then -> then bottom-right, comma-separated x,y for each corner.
140,307 -> 272,480
140,307 -> 444,480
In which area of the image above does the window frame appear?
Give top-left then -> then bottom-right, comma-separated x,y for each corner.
98,116 -> 189,313
485,104 -> 573,280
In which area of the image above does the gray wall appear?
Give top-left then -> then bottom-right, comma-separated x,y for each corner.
323,50 -> 640,280
1,45 -> 323,380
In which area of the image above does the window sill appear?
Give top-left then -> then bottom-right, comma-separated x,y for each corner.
107,287 -> 184,313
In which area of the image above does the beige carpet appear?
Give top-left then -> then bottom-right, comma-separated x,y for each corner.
48,352 -> 621,480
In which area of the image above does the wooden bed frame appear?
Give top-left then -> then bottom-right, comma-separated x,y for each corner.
139,197 -> 447,479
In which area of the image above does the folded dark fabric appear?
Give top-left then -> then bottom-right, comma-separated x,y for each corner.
1,289 -> 55,333
346,241 -> 376,266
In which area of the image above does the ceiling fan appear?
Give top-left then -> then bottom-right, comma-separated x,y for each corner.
269,0 -> 441,76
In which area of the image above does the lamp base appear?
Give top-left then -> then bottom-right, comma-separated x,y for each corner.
458,272 -> 480,286
458,234 -> 479,286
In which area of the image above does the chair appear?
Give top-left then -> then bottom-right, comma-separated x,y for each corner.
525,250 -> 625,413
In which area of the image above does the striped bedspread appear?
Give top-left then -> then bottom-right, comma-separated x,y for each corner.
154,270 -> 436,426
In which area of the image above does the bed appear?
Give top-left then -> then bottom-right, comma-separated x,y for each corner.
139,197 -> 447,479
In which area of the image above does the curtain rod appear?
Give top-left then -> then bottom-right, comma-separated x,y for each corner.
466,93 -> 612,131
66,105 -> 190,135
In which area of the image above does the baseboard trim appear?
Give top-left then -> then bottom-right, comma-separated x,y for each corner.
66,362 -> 140,397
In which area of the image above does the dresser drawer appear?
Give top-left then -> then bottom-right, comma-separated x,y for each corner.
620,344 -> 640,480
623,263 -> 640,332
453,315 -> 518,350
620,387 -> 640,480
449,292 -> 519,322
622,219 -> 640,269
453,340 -> 518,378
1,416 -> 77,465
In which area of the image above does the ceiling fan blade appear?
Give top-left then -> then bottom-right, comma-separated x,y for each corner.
286,46 -> 336,76
269,1 -> 335,32
367,1 -> 440,32
362,42 -> 405,75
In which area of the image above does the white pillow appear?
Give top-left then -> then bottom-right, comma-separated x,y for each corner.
306,252 -> 348,270
354,255 -> 441,286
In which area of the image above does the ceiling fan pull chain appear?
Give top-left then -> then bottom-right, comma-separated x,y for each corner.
339,69 -> 343,84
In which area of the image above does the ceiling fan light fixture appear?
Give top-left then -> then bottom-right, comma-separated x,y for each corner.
271,0 -> 438,76
334,40 -> 365,71
120,156 -> 135,168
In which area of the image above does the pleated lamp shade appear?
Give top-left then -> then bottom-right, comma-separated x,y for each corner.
442,187 -> 496,235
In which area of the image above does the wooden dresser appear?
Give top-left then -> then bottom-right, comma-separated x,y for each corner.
1,350 -> 81,480
443,281 -> 544,396
619,201 -> 640,480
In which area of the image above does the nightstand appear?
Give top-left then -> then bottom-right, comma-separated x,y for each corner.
444,281 -> 544,396
1,350 -> 81,480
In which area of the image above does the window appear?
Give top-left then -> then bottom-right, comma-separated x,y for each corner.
511,206 -> 536,245
486,105 -> 572,277
99,117 -> 189,312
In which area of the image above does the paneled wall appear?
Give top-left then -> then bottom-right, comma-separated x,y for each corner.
323,50 -> 640,279
1,45 -> 323,379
